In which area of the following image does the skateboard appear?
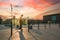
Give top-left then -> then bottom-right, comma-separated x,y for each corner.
19,28 -> 23,31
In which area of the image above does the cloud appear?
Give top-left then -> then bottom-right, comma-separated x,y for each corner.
0,0 -> 60,19
45,0 -> 60,4
0,0 -> 26,6
0,0 -> 59,10
0,0 -> 10,2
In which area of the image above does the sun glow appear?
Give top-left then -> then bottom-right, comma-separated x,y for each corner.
0,0 -> 60,19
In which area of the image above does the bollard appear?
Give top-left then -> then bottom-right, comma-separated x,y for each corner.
38,20 -> 39,30
44,23 -> 46,29
59,23 -> 60,28
49,23 -> 51,28
28,24 -> 32,32
38,24 -> 39,30
28,25 -> 29,32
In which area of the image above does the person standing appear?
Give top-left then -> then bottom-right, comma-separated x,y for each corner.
19,14 -> 23,30
0,17 -> 2,24
13,16 -> 16,27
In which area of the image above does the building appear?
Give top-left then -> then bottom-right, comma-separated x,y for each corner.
43,13 -> 60,23
43,3 -> 60,23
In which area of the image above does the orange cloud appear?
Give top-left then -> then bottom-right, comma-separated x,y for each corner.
0,2 -> 10,6
24,0 -> 52,11
40,0 -> 52,6
33,14 -> 43,20
0,2 -> 16,7
12,12 -> 20,16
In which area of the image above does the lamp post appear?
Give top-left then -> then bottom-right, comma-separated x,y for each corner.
10,4 -> 23,36
10,4 -> 13,36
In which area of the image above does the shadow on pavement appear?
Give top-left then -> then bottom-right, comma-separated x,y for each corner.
29,29 -> 43,40
8,35 -> 12,40
8,29 -> 18,40
29,32 -> 38,40
31,29 -> 42,35
19,30 -> 25,40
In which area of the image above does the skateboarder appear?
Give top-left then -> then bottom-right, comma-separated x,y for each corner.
19,14 -> 23,30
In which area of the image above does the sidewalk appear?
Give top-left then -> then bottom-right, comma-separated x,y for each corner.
0,24 -> 60,40
0,25 -> 11,40
10,28 -> 35,40
10,26 -> 60,40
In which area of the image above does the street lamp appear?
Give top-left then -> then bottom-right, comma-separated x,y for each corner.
10,4 -> 13,36
10,4 -> 23,36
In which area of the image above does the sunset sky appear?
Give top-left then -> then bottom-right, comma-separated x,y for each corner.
0,0 -> 60,19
